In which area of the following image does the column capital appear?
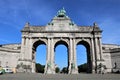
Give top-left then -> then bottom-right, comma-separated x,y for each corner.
38,37 -> 41,40
90,37 -> 94,39
29,37 -> 32,39
69,37 -> 75,40
47,37 -> 53,39
22,36 -> 26,38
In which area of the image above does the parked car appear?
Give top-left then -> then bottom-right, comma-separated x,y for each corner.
0,67 -> 5,75
0,70 -> 3,74
3,68 -> 13,73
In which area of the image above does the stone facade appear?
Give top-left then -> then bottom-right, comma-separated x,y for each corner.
0,8 -> 120,74
0,44 -> 20,68
102,44 -> 120,73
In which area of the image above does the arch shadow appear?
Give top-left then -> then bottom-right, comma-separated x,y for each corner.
33,40 -> 46,51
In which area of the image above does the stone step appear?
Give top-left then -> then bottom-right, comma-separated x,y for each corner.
0,73 -> 120,80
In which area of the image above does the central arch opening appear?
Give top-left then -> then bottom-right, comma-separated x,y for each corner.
32,40 -> 46,73
77,41 -> 92,73
54,40 -> 68,73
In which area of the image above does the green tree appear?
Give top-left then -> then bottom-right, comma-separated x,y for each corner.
78,63 -> 87,73
61,67 -> 68,73
36,63 -> 45,73
55,67 -> 60,73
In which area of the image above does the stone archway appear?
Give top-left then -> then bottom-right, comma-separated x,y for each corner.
77,40 -> 92,73
54,40 -> 69,73
18,8 -> 104,74
32,40 -> 47,73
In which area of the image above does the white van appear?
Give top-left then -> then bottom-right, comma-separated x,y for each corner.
3,67 -> 13,73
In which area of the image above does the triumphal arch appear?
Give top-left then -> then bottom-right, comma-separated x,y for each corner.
18,8 -> 104,74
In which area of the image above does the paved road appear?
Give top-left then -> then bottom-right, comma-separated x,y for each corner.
0,73 -> 120,80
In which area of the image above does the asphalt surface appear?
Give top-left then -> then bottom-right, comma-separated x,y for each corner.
0,73 -> 120,80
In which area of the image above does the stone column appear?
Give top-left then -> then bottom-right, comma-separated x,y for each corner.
91,38 -> 96,73
94,37 -> 102,73
94,38 -> 100,60
25,37 -> 29,58
18,37 -> 26,72
68,38 -> 73,74
25,37 -> 33,72
98,38 -> 103,60
45,38 -> 55,74
28,38 -> 32,60
69,38 -> 78,74
20,37 -> 25,60
98,38 -> 105,73
51,38 -> 55,74
73,38 -> 78,74
45,38 -> 51,74
31,61 -> 35,73
29,38 -> 35,73
47,38 -> 51,61
18,37 -> 33,73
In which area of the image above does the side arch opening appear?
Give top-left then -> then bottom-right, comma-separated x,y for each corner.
77,40 -> 92,73
32,40 -> 46,73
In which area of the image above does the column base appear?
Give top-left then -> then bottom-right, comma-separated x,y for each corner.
92,70 -> 96,74
44,68 -> 55,74
17,59 -> 33,73
44,62 -> 55,74
69,68 -> 78,74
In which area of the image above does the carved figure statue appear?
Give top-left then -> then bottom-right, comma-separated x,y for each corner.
57,7 -> 66,17
71,63 -> 75,69
47,62 -> 51,69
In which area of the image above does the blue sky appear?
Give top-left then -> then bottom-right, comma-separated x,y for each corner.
0,0 -> 120,69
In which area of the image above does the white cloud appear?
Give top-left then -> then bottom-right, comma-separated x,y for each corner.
0,39 -> 11,44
